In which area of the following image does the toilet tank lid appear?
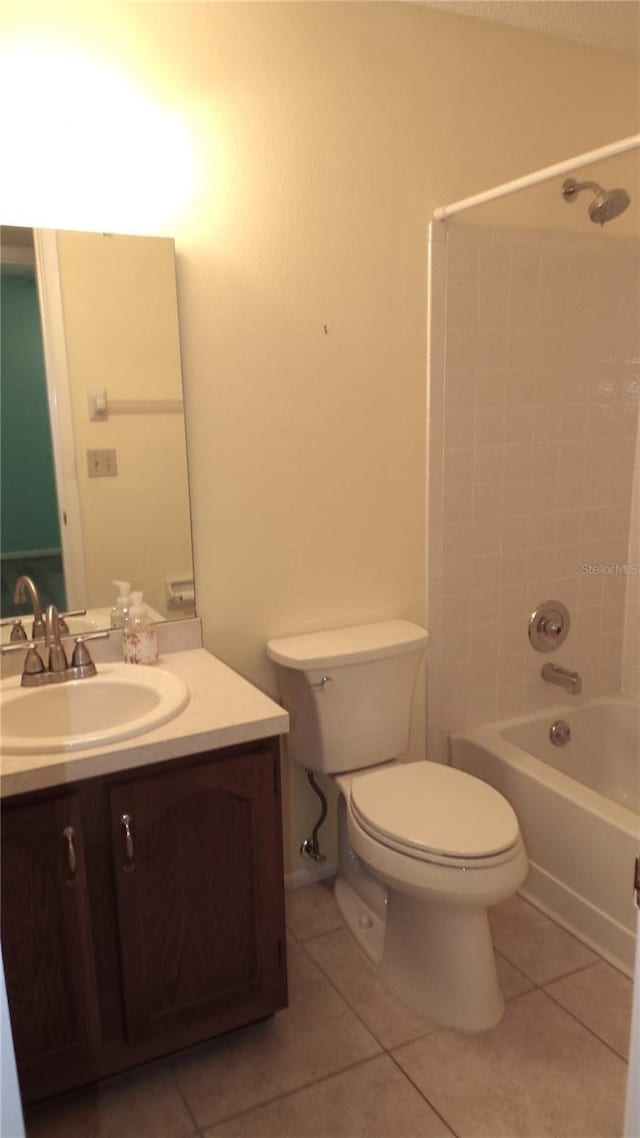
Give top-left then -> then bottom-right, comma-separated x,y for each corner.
267,620 -> 428,670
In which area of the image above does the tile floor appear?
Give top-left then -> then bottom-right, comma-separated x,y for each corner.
25,883 -> 633,1138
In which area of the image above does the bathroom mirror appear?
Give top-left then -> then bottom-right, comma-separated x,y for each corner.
0,225 -> 195,632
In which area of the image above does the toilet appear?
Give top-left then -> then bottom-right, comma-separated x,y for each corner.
267,619 -> 528,1031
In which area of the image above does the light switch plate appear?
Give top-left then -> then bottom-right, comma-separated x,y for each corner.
87,449 -> 118,477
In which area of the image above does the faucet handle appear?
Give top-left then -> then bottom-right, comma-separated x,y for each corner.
1,639 -> 40,656
528,600 -> 570,653
70,631 -> 110,677
0,618 -> 28,642
72,631 -> 110,647
24,645 -> 47,677
1,640 -> 47,681
539,618 -> 562,638
57,609 -> 88,635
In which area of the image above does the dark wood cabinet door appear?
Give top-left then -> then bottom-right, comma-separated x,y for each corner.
109,746 -> 286,1044
0,793 -> 102,1097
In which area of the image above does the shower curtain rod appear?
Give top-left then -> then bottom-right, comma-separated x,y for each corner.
433,133 -> 640,221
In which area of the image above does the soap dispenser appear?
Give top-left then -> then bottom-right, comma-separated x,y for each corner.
110,580 -> 132,629
123,591 -> 158,665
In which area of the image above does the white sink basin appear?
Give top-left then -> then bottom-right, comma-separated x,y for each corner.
0,664 -> 189,754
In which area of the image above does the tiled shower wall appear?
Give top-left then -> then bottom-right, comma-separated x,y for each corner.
427,222 -> 640,763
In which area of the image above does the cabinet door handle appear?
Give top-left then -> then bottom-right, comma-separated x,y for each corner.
63,825 -> 77,882
120,813 -> 135,871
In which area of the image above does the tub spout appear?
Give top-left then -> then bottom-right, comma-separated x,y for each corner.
541,662 -> 582,696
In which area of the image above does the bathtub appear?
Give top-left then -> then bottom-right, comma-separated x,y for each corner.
450,696 -> 639,977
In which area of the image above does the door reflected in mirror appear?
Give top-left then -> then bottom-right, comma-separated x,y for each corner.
1,226 -> 195,635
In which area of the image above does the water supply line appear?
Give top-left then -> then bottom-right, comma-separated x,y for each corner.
300,771 -> 328,862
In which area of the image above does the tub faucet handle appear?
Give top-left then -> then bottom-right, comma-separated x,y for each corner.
540,617 -> 562,637
529,600 -> 570,653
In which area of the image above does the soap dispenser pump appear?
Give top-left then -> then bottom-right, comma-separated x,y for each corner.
110,580 -> 131,629
123,591 -> 158,665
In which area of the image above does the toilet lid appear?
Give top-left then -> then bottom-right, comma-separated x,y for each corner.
349,763 -> 519,861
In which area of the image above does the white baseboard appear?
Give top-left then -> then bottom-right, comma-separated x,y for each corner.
521,861 -> 635,978
285,860 -> 338,891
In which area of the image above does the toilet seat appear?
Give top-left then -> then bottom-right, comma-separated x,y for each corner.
349,762 -> 520,869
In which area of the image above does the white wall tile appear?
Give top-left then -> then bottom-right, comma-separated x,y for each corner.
427,223 -> 639,742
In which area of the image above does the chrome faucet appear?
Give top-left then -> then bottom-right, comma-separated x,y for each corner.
541,662 -> 582,696
7,575 -> 87,641
1,606 -> 109,687
13,575 -> 45,639
45,604 -> 68,674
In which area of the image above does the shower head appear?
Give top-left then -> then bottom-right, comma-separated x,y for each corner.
561,177 -> 631,225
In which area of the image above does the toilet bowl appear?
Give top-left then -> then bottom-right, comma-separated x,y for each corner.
336,762 -> 527,1029
267,620 -> 528,1031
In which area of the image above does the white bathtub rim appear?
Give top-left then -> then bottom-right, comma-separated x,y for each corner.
450,702 -> 638,838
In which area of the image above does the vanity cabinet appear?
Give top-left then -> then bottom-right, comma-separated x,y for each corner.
1,738 -> 287,1103
0,794 -> 102,1093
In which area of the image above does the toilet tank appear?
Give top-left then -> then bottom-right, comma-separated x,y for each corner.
267,620 -> 428,774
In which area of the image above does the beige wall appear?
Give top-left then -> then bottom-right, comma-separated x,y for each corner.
622,424 -> 640,697
56,231 -> 193,618
3,2 -> 639,872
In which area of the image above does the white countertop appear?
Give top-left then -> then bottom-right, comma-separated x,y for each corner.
1,648 -> 289,798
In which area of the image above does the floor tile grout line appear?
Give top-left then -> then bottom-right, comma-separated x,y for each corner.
294,930 -> 479,1138
194,1053 -> 393,1136
296,934 -> 442,1053
388,983 -> 629,1138
494,949 -> 536,992
490,946 -> 602,990
387,1050 -> 460,1138
175,932 -> 386,1135
295,936 -> 391,1047
295,921 -> 613,1061
487,928 -> 601,992
540,958 -> 615,986
169,933 -> 630,1135
286,922 -> 343,946
511,892 -> 616,968
545,953 -> 633,985
503,982 -> 631,1066
169,1065 -> 203,1138
275,890 -> 631,1131
540,986 -> 630,1066
596,957 -> 635,983
30,889 -> 626,1137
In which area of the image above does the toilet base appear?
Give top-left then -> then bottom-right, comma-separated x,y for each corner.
334,875 -> 505,1032
379,888 -> 505,1031
334,876 -> 385,965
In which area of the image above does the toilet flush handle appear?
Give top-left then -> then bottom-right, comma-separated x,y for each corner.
309,675 -> 333,690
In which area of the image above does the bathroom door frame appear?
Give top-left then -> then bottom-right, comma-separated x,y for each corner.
33,229 -> 88,611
